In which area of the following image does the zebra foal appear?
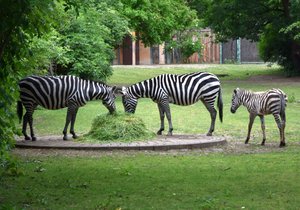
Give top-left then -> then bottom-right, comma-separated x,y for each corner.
230,88 -> 287,147
18,75 -> 116,141
121,72 -> 223,136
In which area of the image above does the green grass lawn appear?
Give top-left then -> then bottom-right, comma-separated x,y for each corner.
1,148 -> 300,209
108,64 -> 284,85
3,64 -> 300,209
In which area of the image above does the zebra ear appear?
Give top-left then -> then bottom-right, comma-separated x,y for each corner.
121,86 -> 127,95
112,86 -> 117,92
234,88 -> 239,94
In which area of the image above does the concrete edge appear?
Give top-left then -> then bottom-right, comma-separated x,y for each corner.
15,139 -> 227,151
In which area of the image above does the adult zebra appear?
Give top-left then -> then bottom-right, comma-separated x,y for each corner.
18,75 -> 116,141
230,88 -> 287,147
121,72 -> 223,136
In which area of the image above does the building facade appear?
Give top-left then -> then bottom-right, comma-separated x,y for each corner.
113,29 -> 262,65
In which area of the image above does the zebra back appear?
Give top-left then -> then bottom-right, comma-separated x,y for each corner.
125,72 -> 221,106
232,88 -> 287,115
19,75 -> 115,110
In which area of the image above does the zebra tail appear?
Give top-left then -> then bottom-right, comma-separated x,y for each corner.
280,94 -> 286,121
217,88 -> 223,123
17,101 -> 23,124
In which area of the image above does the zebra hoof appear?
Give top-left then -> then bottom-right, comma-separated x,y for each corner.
72,135 -> 78,139
157,130 -> 163,135
167,132 -> 173,136
279,142 -> 286,147
32,137 -> 37,141
25,136 -> 31,141
206,132 -> 212,136
63,136 -> 68,141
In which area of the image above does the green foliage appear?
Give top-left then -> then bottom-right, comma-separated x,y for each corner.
196,0 -> 300,73
54,0 -> 129,80
165,29 -> 203,63
0,75 -> 18,175
83,112 -> 155,142
121,0 -> 198,46
0,0 -> 79,173
282,21 -> 300,41
15,0 -> 129,81
19,30 -> 70,75
258,24 -> 294,74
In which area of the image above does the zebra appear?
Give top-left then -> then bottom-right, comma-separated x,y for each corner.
120,72 -> 223,136
17,75 -> 116,141
230,88 -> 287,147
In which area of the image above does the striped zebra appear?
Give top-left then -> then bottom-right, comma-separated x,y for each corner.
121,72 -> 223,136
230,88 -> 287,147
17,75 -> 116,141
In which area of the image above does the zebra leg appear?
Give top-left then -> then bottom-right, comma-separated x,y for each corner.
70,107 -> 79,139
28,110 -> 37,141
157,104 -> 165,135
23,104 -> 37,141
281,112 -> 286,147
245,114 -> 256,144
22,111 -> 31,140
273,113 -> 285,147
63,106 -> 73,140
259,115 -> 266,146
164,104 -> 173,136
202,99 -> 216,136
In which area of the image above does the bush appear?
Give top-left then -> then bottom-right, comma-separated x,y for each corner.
82,113 -> 155,142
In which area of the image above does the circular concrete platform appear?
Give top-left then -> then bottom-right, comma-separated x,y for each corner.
15,134 -> 226,151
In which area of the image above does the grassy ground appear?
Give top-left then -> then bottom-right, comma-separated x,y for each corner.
3,64 -> 300,209
23,64 -> 300,145
1,148 -> 300,209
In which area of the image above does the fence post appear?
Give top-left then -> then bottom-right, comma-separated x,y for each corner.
219,43 -> 223,64
237,38 -> 241,64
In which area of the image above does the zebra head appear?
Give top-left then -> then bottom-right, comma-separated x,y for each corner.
102,86 -> 117,114
231,88 -> 242,113
121,86 -> 138,113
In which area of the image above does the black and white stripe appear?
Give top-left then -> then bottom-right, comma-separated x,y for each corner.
121,72 -> 223,136
230,88 -> 287,147
18,75 -> 116,141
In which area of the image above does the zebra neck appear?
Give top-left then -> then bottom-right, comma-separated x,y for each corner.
89,82 -> 106,100
129,82 -> 149,98
241,91 -> 255,108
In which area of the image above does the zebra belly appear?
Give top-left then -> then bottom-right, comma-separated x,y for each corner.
171,98 -> 199,106
42,103 -> 68,110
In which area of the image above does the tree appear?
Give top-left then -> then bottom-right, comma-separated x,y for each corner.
0,0 -> 81,172
192,0 -> 300,74
121,0 -> 198,46
53,0 -> 129,80
16,0 -> 129,81
165,29 -> 203,63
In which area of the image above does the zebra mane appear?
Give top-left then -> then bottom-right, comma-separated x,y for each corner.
236,88 -> 265,99
48,75 -> 108,86
236,88 -> 252,94
88,79 -> 108,86
70,75 -> 109,87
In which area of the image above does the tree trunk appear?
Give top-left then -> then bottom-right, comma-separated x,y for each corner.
281,0 -> 290,18
292,41 -> 300,72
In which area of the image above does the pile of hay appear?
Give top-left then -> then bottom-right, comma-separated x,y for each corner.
82,113 -> 155,142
